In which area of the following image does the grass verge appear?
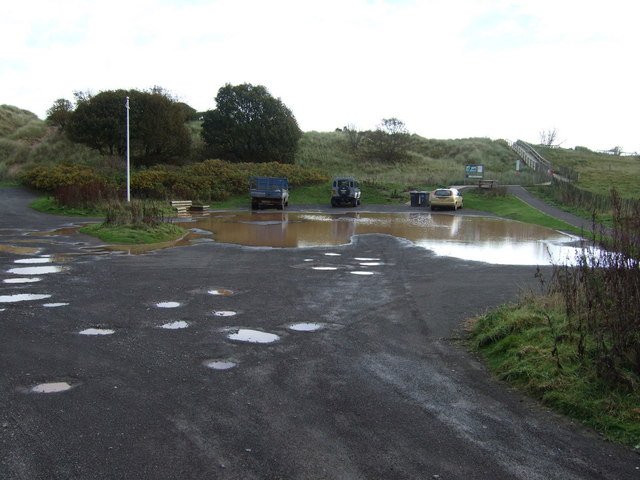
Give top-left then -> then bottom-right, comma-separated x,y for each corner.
80,222 -> 186,244
462,191 -> 586,236
468,296 -> 640,449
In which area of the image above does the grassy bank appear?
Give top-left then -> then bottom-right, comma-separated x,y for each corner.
462,190 -> 585,236
469,295 -> 640,448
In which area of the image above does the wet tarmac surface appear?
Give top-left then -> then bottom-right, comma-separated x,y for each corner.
1,187 -> 638,480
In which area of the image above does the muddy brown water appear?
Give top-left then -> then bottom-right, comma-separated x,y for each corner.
8,211 -> 583,265
174,211 -> 581,265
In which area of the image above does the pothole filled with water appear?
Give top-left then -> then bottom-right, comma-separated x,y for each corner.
209,289 -> 234,296
43,302 -> 68,308
213,310 -> 237,317
78,328 -> 115,335
204,359 -> 237,370
312,266 -> 338,271
0,294 -> 52,303
30,382 -> 73,393
0,245 -> 40,255
225,328 -> 280,344
13,257 -> 52,264
3,277 -> 41,284
156,301 -> 181,308
7,266 -> 65,275
288,322 -> 324,332
159,321 -> 189,329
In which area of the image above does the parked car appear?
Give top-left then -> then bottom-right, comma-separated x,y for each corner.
331,177 -> 361,207
249,177 -> 289,210
430,188 -> 463,211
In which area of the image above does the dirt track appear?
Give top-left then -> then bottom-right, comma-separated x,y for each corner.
1,187 -> 638,480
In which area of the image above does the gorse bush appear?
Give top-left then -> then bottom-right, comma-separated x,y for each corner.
20,164 -> 110,193
21,158 -> 328,206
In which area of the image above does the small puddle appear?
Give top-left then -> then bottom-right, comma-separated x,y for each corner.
31,382 -> 73,393
0,245 -> 40,255
13,257 -> 52,264
350,271 -> 375,276
354,257 -> 381,261
79,328 -> 115,335
289,322 -> 324,332
209,289 -> 234,296
29,227 -> 81,237
359,262 -> 383,266
204,359 -> 237,370
312,266 -> 338,271
43,302 -> 69,308
156,302 -> 181,308
213,310 -> 237,317
159,321 -> 189,329
7,266 -> 65,275
324,253 -> 341,256
3,277 -> 41,284
0,294 -> 51,303
225,328 -> 280,344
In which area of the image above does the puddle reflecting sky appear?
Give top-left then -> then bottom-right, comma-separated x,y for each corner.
177,212 -> 581,265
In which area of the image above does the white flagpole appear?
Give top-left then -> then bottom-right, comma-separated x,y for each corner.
125,96 -> 131,202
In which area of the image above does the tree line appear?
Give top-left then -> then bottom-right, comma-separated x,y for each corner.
46,83 -> 416,168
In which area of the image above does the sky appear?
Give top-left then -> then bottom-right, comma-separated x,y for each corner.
3,0 -> 639,153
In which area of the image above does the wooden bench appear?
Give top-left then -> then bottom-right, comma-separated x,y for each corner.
478,180 -> 496,189
170,200 -> 192,215
189,204 -> 209,212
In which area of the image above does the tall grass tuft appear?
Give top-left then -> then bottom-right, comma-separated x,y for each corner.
550,188 -> 640,391
103,199 -> 168,227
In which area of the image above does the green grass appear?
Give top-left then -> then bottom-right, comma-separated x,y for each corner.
463,191 -> 585,236
526,185 -> 614,227
80,222 -> 186,244
537,145 -> 640,199
469,299 -> 640,448
30,196 -> 104,217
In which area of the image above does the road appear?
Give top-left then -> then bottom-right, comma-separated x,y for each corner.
1,187 -> 638,479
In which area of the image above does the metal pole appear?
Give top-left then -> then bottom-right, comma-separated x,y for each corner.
125,96 -> 131,202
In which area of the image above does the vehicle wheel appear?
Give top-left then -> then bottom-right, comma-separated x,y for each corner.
430,206 -> 436,211
251,200 -> 258,210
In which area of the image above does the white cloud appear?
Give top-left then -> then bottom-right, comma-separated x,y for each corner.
2,0 -> 638,151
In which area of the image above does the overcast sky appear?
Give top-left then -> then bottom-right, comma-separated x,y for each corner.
3,0 -> 638,152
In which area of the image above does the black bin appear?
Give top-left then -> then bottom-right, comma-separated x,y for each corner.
410,191 -> 429,207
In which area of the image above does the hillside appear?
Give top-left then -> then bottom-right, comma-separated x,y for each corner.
537,144 -> 640,199
2,104 -> 636,201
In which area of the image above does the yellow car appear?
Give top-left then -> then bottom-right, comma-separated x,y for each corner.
430,188 -> 463,211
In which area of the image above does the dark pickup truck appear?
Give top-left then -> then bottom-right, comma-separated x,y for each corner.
249,177 -> 289,210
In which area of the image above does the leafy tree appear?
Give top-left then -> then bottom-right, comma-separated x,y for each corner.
363,118 -> 414,163
201,83 -> 302,164
45,98 -> 74,130
65,88 -> 192,165
342,123 -> 364,151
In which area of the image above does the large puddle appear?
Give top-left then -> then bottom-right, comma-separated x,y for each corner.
3,211 -> 586,265
174,212 -> 582,265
